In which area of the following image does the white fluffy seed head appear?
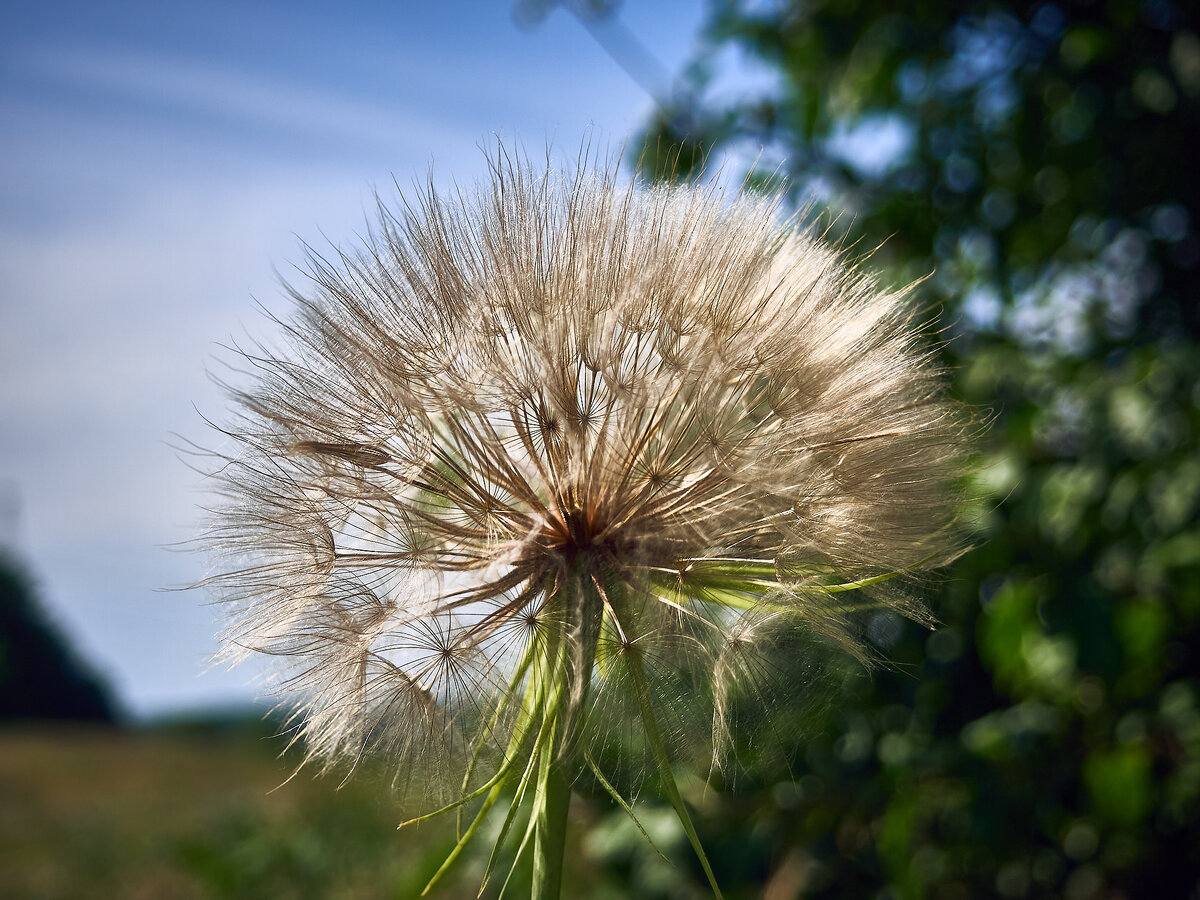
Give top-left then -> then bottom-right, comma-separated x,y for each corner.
199,146 -> 973,803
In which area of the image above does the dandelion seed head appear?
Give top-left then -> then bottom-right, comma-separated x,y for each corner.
199,145 -> 973,804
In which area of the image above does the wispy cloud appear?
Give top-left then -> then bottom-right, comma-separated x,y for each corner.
14,44 -> 466,155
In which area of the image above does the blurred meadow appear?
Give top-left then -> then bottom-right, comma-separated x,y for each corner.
3,0 -> 1199,898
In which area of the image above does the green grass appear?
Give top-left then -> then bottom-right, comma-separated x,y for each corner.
0,719 -> 569,900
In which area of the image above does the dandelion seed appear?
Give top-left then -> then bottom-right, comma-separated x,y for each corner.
198,144 -> 973,898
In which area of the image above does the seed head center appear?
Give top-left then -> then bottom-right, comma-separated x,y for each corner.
556,504 -> 603,553
531,497 -> 630,568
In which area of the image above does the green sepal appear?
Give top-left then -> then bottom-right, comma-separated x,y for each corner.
623,641 -> 724,900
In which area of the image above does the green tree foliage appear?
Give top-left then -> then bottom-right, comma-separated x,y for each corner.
0,555 -> 118,722
627,1 -> 1200,897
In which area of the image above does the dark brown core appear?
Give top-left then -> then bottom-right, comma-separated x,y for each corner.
544,505 -> 607,559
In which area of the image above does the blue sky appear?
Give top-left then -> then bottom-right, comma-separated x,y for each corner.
0,0 -> 706,718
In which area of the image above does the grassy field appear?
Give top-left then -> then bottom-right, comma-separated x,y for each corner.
0,720 -> 627,900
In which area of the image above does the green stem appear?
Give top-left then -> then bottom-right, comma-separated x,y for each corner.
532,758 -> 571,899
529,560 -> 598,900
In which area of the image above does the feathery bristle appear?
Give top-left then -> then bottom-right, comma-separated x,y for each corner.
200,147 -> 972,812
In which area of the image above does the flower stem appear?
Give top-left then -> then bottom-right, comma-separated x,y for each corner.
530,562 -> 598,899
532,757 -> 571,899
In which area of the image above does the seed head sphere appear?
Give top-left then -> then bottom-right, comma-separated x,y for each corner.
202,149 -> 971,808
